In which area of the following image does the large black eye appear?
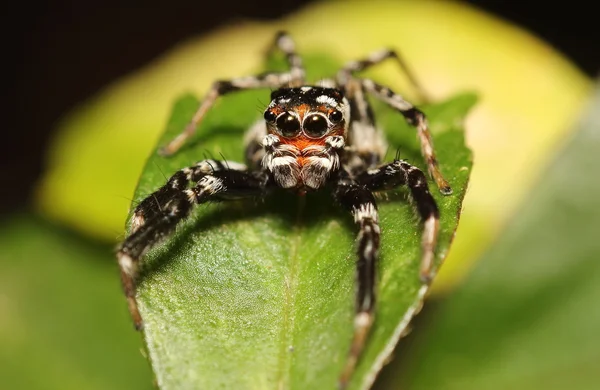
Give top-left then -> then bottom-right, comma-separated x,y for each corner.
264,110 -> 276,122
303,114 -> 329,137
329,110 -> 343,123
276,113 -> 301,137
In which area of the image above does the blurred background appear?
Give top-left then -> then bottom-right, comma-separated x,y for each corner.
2,0 -> 599,389
4,0 -> 599,211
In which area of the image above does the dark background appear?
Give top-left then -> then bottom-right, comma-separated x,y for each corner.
5,1 -> 599,215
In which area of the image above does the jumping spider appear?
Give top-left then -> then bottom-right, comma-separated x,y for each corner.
117,31 -> 451,387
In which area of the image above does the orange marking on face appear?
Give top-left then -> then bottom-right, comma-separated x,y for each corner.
280,135 -> 325,149
294,104 -> 311,119
278,135 -> 324,167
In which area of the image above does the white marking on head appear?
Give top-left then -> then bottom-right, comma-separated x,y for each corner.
300,86 -> 312,92
278,98 -> 291,104
316,95 -> 339,107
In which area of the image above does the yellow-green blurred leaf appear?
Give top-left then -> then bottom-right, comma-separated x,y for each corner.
384,85 -> 600,390
0,215 -> 152,390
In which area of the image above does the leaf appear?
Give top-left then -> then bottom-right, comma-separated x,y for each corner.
126,54 -> 475,389
387,86 -> 600,389
0,214 -> 153,390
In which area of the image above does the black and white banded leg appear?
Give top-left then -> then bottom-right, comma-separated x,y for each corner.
360,78 -> 452,195
265,30 -> 305,85
117,162 -> 269,330
130,159 -> 247,233
358,159 -> 440,283
334,175 -> 381,388
160,32 -> 306,156
337,48 -> 429,103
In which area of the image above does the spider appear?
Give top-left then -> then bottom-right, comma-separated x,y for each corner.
117,31 -> 451,387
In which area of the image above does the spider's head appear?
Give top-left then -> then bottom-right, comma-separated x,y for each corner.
263,86 -> 349,144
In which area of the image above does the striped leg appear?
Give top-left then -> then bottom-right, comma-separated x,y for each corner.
160,32 -> 306,156
159,72 -> 294,156
334,175 -> 381,388
358,159 -> 440,283
266,30 -> 305,85
341,78 -> 387,174
117,162 -> 269,330
130,159 -> 247,232
361,78 -> 452,195
337,48 -> 429,102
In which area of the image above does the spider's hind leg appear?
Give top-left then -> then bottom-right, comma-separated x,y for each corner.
118,161 -> 269,330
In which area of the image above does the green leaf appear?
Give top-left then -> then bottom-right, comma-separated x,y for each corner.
388,86 -> 600,389
0,215 -> 152,390
128,55 -> 474,389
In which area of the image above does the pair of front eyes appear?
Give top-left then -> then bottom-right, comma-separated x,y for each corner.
264,110 -> 343,138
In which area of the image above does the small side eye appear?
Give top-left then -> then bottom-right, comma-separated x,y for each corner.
276,113 -> 301,137
264,110 -> 277,122
329,110 -> 343,123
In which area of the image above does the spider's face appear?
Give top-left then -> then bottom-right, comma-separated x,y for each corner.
264,86 -> 349,147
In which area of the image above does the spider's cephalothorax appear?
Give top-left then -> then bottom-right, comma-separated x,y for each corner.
262,86 -> 350,191
117,31 -> 451,388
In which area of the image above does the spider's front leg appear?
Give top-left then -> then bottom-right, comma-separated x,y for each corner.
358,159 -> 440,283
333,173 -> 381,388
360,78 -> 452,195
117,162 -> 270,330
